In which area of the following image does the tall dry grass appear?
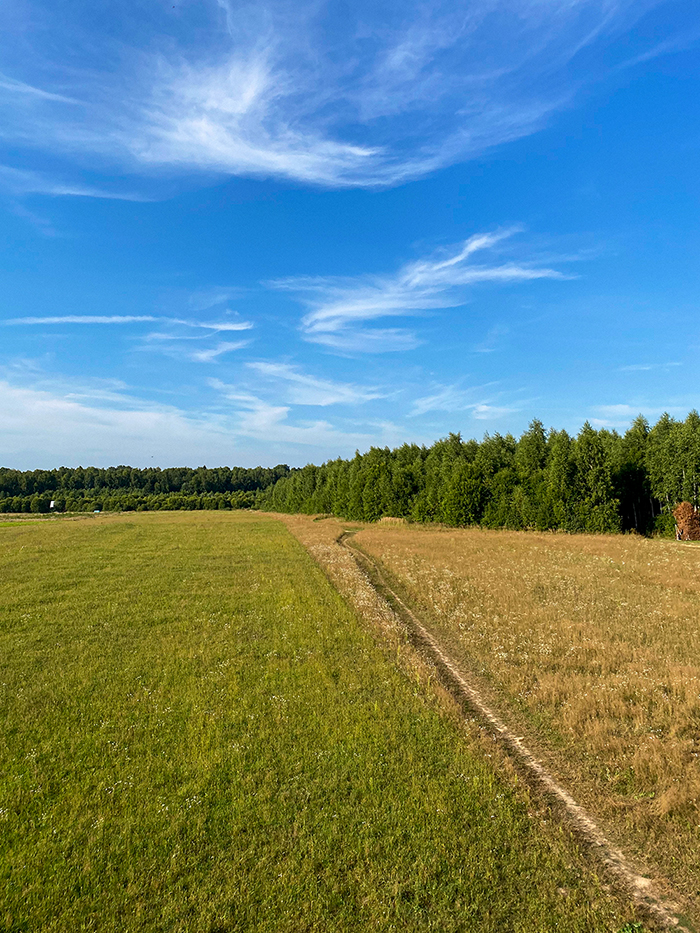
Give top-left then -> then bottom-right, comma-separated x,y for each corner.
354,524 -> 700,913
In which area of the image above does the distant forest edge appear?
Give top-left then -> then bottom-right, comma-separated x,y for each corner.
0,464 -> 290,515
1,412 -> 699,536
258,413 -> 699,537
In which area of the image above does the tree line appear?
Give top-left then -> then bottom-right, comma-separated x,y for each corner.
0,463 -> 290,498
0,463 -> 289,512
0,465 -> 289,514
257,413 -> 700,536
0,490 -> 258,515
3,413 -> 698,534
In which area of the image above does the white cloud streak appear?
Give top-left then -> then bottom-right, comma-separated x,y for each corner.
472,403 -> 514,420
234,397 -> 369,446
209,378 -> 378,447
137,315 -> 254,361
189,340 -> 250,362
0,73 -> 78,104
0,0 -> 676,192
410,381 -> 514,419
618,361 -> 681,372
2,312 -> 255,365
5,315 -> 160,325
194,320 -> 253,332
272,230 -> 565,351
4,314 -> 253,331
246,361 -> 384,405
0,165 -> 149,200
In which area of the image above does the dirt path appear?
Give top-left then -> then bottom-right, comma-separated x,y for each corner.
277,513 -> 694,932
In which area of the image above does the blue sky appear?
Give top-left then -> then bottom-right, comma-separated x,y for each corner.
1,0 -> 699,468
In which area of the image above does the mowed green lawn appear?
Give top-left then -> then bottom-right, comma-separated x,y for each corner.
1,512 -> 635,932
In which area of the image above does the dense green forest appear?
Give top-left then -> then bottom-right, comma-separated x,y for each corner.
2,413 -> 698,535
258,412 -> 700,536
0,464 -> 289,514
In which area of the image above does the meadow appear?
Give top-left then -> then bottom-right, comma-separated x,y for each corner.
351,522 -> 700,921
0,511 -> 640,932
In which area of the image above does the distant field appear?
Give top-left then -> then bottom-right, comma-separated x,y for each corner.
352,523 -> 700,919
0,511 -> 638,932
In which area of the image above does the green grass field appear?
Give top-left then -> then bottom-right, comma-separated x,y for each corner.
1,511 -> 638,932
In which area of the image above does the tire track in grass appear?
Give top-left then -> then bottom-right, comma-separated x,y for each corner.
334,530 -> 693,933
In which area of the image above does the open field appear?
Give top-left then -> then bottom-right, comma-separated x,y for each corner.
350,522 -> 700,921
0,511 -> 641,932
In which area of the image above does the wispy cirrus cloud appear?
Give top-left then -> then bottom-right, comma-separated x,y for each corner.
619,361 -> 682,372
0,74 -> 77,104
0,0 -> 681,194
139,316 -> 253,361
472,403 -> 515,420
189,341 -> 250,362
4,315 -> 160,325
3,312 -> 254,363
246,362 -> 384,406
209,377 -> 379,447
272,229 -> 565,351
205,359 -> 395,446
4,313 -> 253,331
0,165 -> 149,201
410,381 -> 514,419
195,321 -> 252,332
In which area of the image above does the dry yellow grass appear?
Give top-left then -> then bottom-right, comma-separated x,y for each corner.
349,523 -> 700,917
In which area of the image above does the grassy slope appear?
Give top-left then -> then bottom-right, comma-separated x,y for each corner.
1,512 -> 634,932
